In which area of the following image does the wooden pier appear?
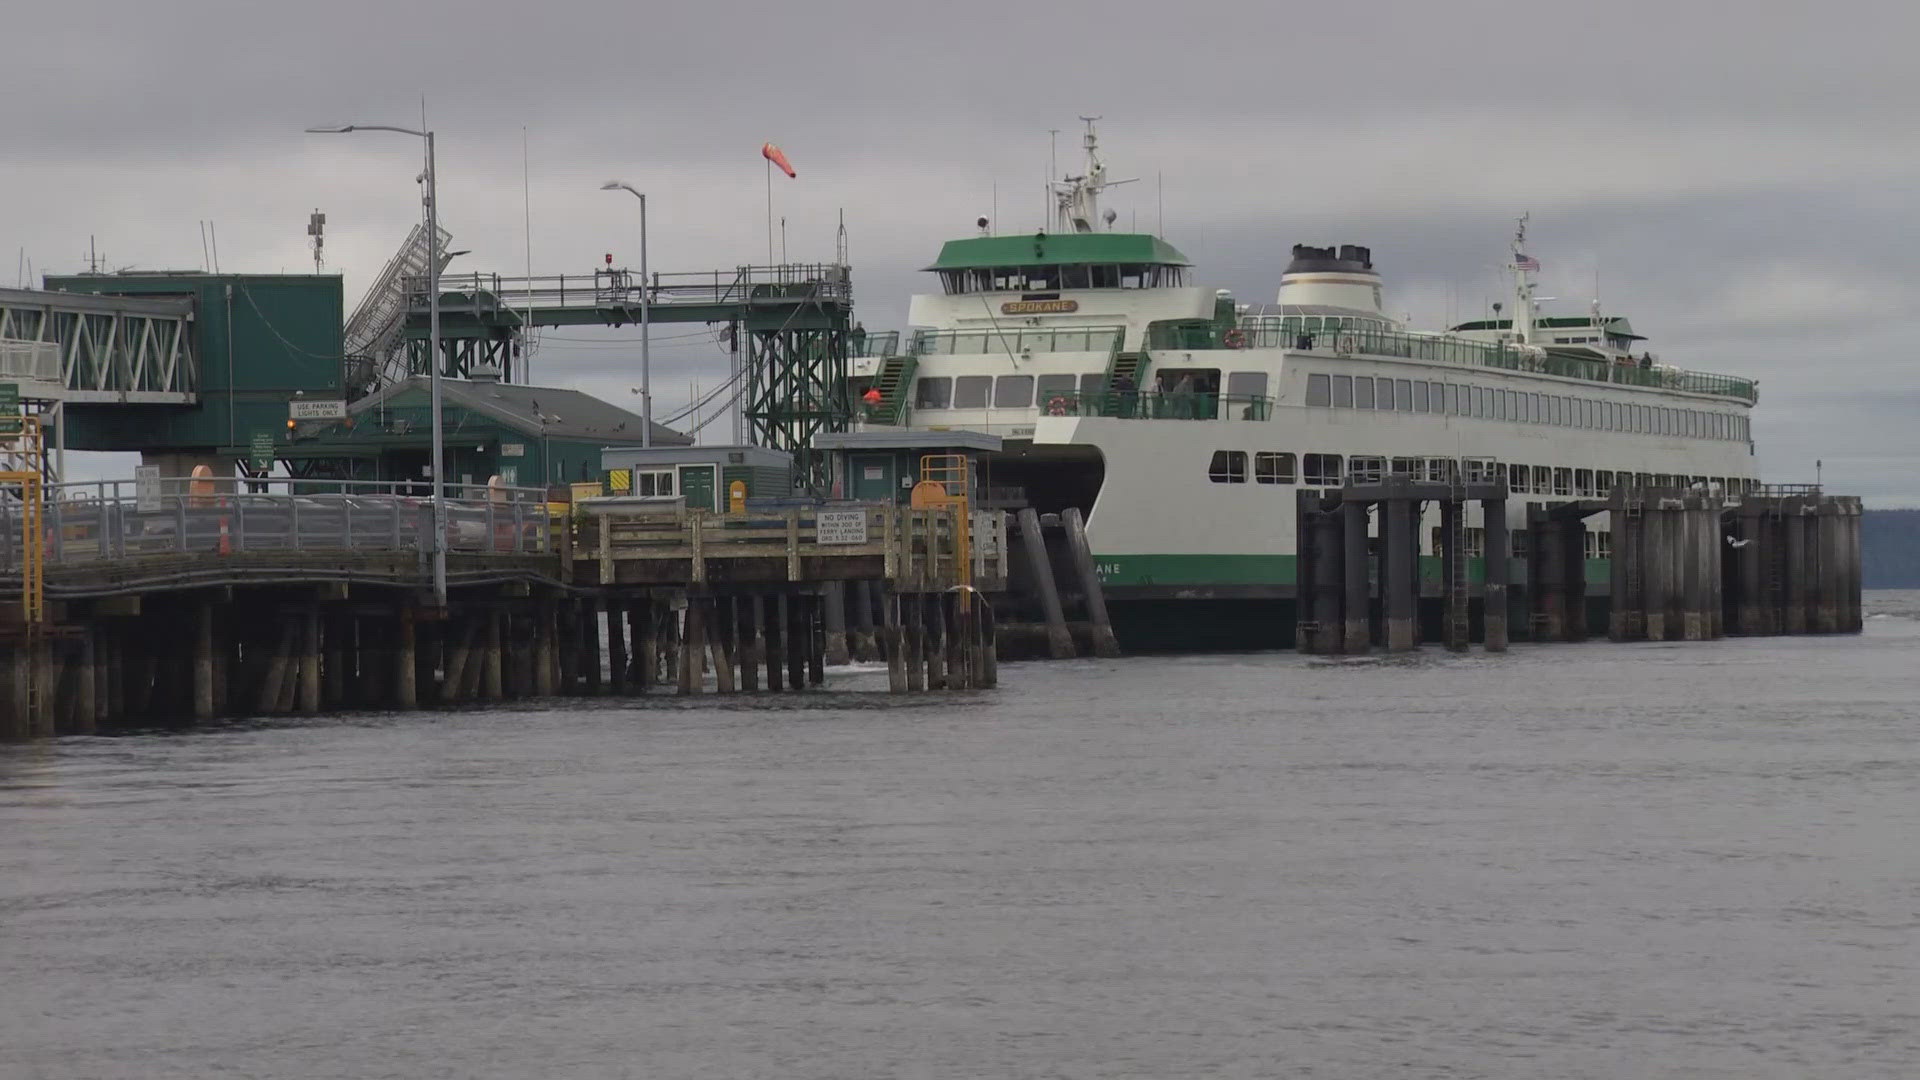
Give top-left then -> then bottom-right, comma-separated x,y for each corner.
0,477 -> 1009,737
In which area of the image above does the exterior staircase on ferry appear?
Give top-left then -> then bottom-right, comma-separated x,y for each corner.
865,354 -> 917,424
1101,351 -> 1150,414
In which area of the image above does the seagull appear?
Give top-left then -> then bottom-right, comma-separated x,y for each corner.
1725,534 -> 1752,549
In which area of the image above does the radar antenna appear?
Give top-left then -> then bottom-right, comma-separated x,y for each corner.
1052,117 -> 1139,233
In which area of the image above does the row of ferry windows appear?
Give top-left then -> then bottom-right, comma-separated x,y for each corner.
1304,372 -> 1749,442
936,263 -> 1191,295
1204,450 -> 1756,498
914,371 -> 1274,410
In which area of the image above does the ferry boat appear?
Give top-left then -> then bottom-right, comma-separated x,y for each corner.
852,121 -> 1759,647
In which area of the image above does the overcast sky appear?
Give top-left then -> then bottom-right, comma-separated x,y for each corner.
7,0 -> 1917,504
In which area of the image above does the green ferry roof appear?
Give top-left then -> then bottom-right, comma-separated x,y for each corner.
926,232 -> 1191,271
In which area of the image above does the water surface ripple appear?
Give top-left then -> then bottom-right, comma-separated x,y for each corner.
4,595 -> 1918,1078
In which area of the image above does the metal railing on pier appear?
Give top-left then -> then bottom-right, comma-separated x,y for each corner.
2,477 -> 552,569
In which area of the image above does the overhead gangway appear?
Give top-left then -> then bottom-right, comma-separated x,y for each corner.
400,263 -> 856,488
0,286 -> 197,404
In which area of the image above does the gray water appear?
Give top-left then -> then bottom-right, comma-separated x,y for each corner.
4,595 -> 1918,1079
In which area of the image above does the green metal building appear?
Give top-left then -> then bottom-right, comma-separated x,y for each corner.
45,272 -> 345,462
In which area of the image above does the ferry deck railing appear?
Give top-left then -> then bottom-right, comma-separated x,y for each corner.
1232,321 -> 1757,403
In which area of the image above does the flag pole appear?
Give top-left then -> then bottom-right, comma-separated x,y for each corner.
766,157 -> 774,267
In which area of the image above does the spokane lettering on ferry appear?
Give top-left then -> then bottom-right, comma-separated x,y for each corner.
1001,299 -> 1079,315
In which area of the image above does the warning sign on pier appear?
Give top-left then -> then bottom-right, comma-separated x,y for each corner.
815,509 -> 868,545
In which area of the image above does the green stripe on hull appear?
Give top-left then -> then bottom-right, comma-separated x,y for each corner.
1095,554 -> 1295,587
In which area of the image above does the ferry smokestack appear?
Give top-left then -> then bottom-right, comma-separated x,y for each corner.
1276,243 -> 1384,314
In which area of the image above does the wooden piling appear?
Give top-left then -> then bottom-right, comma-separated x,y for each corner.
787,592 -> 809,691
903,594 -> 926,692
823,581 -> 852,666
1483,497 -> 1510,652
766,593 -> 787,691
849,580 -> 878,661
483,610 -> 504,700
632,600 -> 654,690
739,595 -> 763,692
298,607 -> 322,714
806,594 -> 826,687
393,613 -> 418,710
1016,508 -> 1075,659
1311,499 -> 1346,654
605,598 -> 628,693
194,599 -> 216,719
1383,496 -> 1416,651
1782,507 -> 1809,634
1060,507 -> 1120,658
884,592 -> 907,693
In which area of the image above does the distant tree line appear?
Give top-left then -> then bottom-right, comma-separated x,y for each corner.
1863,509 -> 1920,588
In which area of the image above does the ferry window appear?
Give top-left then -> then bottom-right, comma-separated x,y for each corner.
1553,468 -> 1573,496
1395,379 -> 1413,411
1254,452 -> 1296,484
1493,390 -> 1508,420
1391,456 -> 1418,477
1414,381 -> 1430,412
1303,453 -> 1343,486
1529,393 -> 1542,423
1575,469 -> 1595,497
1036,374 -> 1076,406
1354,377 -> 1375,409
1533,466 -> 1553,492
1079,373 -> 1107,398
1332,375 -> 1353,408
1306,373 -> 1331,406
953,375 -> 992,408
1348,456 -> 1386,484
1445,384 -> 1461,415
1227,371 -> 1268,399
1208,450 -> 1247,484
1596,470 -> 1615,496
994,374 -> 1034,408
1061,264 -> 1092,290
1508,463 -> 1531,493
914,376 -> 953,409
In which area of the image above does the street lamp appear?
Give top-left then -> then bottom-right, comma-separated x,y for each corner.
307,123 -> 447,608
600,181 -> 653,449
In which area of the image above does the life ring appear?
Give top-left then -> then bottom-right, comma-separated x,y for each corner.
1223,328 -> 1246,349
1046,395 -> 1070,416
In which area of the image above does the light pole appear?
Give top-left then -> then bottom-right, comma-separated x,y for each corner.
600,182 -> 653,448
308,122 -> 447,607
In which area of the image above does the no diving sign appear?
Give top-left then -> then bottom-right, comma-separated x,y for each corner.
815,509 -> 867,545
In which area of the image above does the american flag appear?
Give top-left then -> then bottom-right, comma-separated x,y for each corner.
1515,253 -> 1541,272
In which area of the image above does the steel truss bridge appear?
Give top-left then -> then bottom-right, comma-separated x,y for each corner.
399,263 -> 855,489
0,287 -> 198,405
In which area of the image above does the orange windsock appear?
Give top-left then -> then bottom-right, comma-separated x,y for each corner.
761,142 -> 796,178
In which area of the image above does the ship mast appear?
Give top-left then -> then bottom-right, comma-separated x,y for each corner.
1053,117 -> 1136,233
1511,213 -> 1537,347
